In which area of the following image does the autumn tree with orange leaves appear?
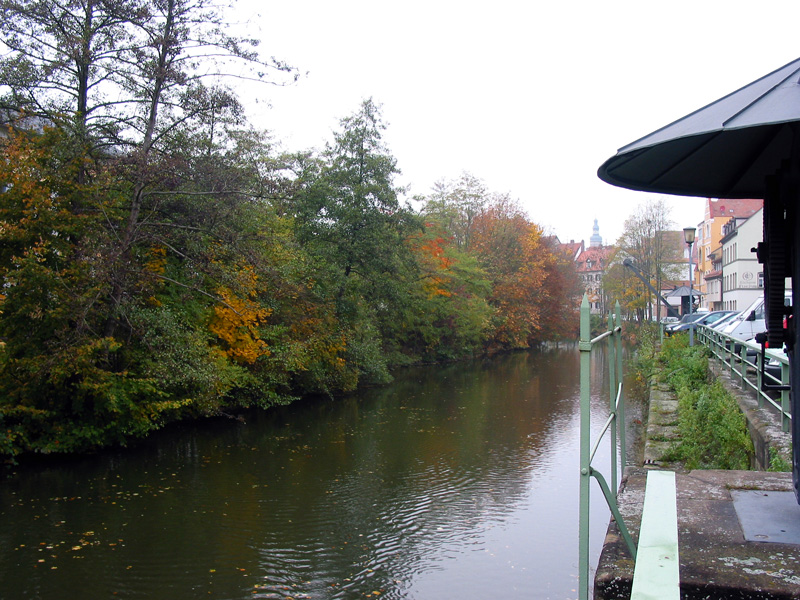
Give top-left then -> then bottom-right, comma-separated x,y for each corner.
471,196 -> 550,349
396,223 -> 493,361
421,178 -> 581,351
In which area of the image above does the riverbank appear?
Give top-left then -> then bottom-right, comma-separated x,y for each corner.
594,348 -> 800,599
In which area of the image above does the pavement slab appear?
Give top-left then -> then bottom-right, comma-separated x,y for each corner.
595,469 -> 800,599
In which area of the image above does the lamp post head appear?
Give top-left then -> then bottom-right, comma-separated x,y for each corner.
683,227 -> 696,245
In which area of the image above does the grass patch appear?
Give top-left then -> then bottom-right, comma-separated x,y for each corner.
657,335 -> 753,470
768,447 -> 792,472
627,321 -> 659,401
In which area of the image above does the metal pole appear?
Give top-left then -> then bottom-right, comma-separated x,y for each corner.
616,301 -> 626,474
689,240 -> 694,347
607,311 -> 617,496
792,187 -> 800,503
578,294 -> 592,600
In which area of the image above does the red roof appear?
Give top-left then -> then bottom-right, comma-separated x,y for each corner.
576,246 -> 613,272
560,240 -> 584,260
707,198 -> 762,219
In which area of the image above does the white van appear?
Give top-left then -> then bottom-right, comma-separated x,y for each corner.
719,292 -> 792,342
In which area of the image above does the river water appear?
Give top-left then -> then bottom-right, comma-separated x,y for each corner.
0,346 -> 627,599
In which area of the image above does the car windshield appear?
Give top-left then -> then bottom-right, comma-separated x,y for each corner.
710,313 -> 738,329
680,313 -> 706,323
703,312 -> 730,324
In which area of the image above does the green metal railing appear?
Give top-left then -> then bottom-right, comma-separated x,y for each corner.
697,325 -> 792,432
578,295 -> 636,600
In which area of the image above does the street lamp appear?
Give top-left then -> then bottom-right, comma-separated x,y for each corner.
683,227 -> 696,346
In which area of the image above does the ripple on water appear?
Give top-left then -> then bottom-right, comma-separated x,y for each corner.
0,348 -> 615,600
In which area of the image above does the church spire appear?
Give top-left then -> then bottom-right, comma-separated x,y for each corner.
590,218 -> 603,247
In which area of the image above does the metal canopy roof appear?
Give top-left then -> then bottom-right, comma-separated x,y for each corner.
598,57 -> 800,199
666,285 -> 701,298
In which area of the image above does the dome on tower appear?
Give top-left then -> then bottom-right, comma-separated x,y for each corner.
590,219 -> 603,248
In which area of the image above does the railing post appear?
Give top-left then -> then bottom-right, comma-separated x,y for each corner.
616,302 -> 626,473
740,345 -> 748,386
756,351 -> 764,409
608,310 -> 618,495
578,294 -> 592,600
781,361 -> 791,433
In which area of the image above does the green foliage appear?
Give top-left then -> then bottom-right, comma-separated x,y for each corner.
768,447 -> 792,472
626,321 -> 660,401
0,87 -> 584,454
657,336 -> 753,470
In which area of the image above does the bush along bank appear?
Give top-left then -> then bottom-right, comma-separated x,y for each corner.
656,335 -> 753,470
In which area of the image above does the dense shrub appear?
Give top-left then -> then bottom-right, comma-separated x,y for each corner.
657,335 -> 753,470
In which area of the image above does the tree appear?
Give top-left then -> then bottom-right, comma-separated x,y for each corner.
296,98 -> 417,284
601,260 -> 645,320
395,223 -> 493,361
0,0 -> 299,339
0,0 -> 296,147
0,127 -> 170,452
293,98 -> 422,383
470,195 -> 550,350
537,236 -> 583,340
422,172 -> 487,250
616,199 -> 683,321
0,0 -> 309,451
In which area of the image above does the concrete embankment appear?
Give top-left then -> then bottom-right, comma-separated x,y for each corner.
594,367 -> 800,599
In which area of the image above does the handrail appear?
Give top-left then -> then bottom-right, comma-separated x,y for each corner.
589,383 -> 624,464
578,295 -> 633,600
695,324 -> 792,432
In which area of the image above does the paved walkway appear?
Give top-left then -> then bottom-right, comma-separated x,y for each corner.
594,381 -> 800,599
595,469 -> 799,599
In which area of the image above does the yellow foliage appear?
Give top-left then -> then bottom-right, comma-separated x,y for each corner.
144,246 -> 167,274
209,287 -> 272,364
423,275 -> 453,298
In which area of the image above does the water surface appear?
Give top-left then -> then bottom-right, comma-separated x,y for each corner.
0,346 -> 620,599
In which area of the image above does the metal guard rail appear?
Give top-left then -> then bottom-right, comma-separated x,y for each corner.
695,324 -> 792,432
578,296 -> 633,600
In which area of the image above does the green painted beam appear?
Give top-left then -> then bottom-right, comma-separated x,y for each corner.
631,470 -> 680,600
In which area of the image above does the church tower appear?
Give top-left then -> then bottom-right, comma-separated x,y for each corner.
590,218 -> 603,248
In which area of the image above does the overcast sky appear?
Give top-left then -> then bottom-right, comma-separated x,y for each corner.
234,0 -> 800,246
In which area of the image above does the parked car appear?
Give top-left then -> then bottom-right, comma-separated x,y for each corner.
669,310 -> 735,334
664,312 -> 706,335
718,292 -> 792,343
707,311 -> 739,330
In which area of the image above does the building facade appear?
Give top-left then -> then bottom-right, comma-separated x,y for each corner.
719,208 -> 764,312
574,220 -> 614,314
695,198 -> 762,309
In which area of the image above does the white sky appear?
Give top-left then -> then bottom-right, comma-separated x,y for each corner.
234,0 -> 800,246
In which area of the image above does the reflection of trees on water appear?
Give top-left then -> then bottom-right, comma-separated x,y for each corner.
0,347 -> 599,600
